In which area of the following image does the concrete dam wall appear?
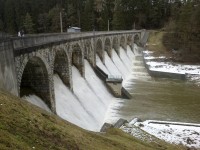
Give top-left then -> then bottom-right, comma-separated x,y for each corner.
0,30 -> 147,131
0,40 -> 18,95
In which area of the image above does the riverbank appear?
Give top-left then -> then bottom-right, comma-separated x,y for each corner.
146,30 -> 200,63
143,50 -> 200,86
135,31 -> 200,149
0,90 -> 183,150
121,119 -> 200,150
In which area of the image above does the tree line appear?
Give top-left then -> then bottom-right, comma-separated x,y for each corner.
0,0 -> 199,35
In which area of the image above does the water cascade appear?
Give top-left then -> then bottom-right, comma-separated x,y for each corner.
23,45 -> 137,131
112,49 -> 129,79
23,95 -> 51,112
104,52 -> 121,76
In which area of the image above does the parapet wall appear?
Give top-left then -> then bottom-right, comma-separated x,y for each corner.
0,40 -> 18,95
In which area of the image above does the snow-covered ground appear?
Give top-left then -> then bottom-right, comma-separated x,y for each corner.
143,50 -> 200,86
121,119 -> 200,149
144,50 -> 200,75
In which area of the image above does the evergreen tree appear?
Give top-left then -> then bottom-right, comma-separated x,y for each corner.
48,6 -> 60,32
112,0 -> 125,30
5,0 -> 17,33
37,13 -> 50,33
82,0 -> 94,31
24,13 -> 35,33
0,19 -> 3,31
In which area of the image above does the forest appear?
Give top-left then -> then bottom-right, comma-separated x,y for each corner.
0,0 -> 199,34
0,0 -> 199,60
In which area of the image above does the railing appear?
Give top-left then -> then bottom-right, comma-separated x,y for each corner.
10,30 -> 144,50
108,75 -> 122,80
94,66 -> 108,81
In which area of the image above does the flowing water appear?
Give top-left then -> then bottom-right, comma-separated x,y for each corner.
106,49 -> 200,124
23,45 -> 200,132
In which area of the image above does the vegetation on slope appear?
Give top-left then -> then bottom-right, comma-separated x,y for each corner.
0,90 -> 185,150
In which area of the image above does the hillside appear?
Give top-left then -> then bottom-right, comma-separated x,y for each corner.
0,90 -> 185,150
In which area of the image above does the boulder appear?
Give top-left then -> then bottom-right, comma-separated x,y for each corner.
114,118 -> 128,128
100,123 -> 114,132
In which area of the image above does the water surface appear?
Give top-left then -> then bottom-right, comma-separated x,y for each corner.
110,55 -> 200,124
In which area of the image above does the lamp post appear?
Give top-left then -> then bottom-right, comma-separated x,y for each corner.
60,11 -> 63,33
108,19 -> 110,31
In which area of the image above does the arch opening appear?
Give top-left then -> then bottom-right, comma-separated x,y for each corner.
134,34 -> 140,45
120,36 -> 126,50
20,57 -> 52,109
105,38 -> 112,58
84,41 -> 94,65
127,35 -> 133,46
127,35 -> 133,50
54,49 -> 71,88
96,39 -> 104,62
72,44 -> 84,76
113,37 -> 119,55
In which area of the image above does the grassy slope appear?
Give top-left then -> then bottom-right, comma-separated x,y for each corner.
0,90 -> 185,150
146,30 -> 173,58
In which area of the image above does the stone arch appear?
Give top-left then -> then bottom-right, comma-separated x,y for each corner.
127,35 -> 134,50
84,40 -> 94,66
19,56 -> 54,111
112,36 -> 120,55
120,35 -> 127,50
134,34 -> 140,45
127,35 -> 133,46
53,47 -> 72,89
71,43 -> 84,77
96,38 -> 104,63
105,37 -> 112,58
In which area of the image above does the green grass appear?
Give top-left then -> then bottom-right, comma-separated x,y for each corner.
0,90 -> 185,150
146,30 -> 172,57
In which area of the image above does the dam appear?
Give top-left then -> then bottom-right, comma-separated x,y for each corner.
0,30 -> 147,131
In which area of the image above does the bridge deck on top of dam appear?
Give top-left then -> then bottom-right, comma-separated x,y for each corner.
12,30 -> 144,52
0,30 -> 147,114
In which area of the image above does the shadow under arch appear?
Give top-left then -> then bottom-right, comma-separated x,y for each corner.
105,38 -> 112,58
20,56 -> 53,110
127,35 -> 133,49
134,34 -> 140,45
113,37 -> 119,55
84,40 -> 94,66
120,36 -> 126,50
71,43 -> 84,77
96,39 -> 104,63
54,48 -> 72,89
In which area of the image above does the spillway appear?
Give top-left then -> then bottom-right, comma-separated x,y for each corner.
23,95 -> 51,112
105,52 -> 121,76
23,45 -> 137,131
112,49 -> 129,79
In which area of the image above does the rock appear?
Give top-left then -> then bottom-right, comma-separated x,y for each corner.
186,137 -> 194,145
100,123 -> 114,132
138,123 -> 144,127
129,118 -> 142,126
114,118 -> 128,128
124,123 -> 132,128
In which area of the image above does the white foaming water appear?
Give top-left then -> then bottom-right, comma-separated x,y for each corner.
119,47 -> 132,72
105,46 -> 150,123
54,74 -> 95,130
71,61 -> 117,131
105,52 -> 122,76
23,95 -> 51,112
112,49 -> 129,79
55,60 -> 115,131
127,46 -> 135,61
85,60 -> 113,107
96,55 -> 110,75
22,46 -> 138,131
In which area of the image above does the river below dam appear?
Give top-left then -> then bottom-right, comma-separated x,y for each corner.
106,51 -> 200,125
23,45 -> 200,132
